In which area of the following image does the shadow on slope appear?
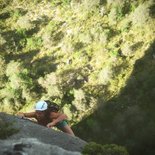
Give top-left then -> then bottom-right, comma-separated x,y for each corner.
73,40 -> 155,155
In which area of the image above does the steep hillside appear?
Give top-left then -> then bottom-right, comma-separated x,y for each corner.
73,41 -> 155,155
0,0 -> 155,154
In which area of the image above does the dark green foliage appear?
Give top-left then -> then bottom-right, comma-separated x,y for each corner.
0,11 -> 11,19
0,29 -> 28,55
0,0 -> 13,9
31,55 -> 57,77
83,142 -> 103,155
74,42 -> 84,51
99,0 -> 107,5
82,142 -> 129,155
149,3 -> 155,18
15,28 -> 27,50
52,31 -> 64,43
49,0 -> 71,6
0,56 -> 6,87
61,0 -> 71,5
11,8 -> 27,18
0,118 -> 18,139
102,144 -> 129,155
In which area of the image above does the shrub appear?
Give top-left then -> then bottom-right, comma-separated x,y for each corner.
72,89 -> 87,111
0,56 -> 6,87
0,117 -> 19,139
83,142 -> 103,155
38,72 -> 63,98
98,67 -> 112,85
50,0 -> 71,6
71,0 -> 100,9
0,0 -> 12,9
26,37 -> 42,50
82,142 -> 129,155
0,34 -> 6,45
15,28 -> 27,50
131,1 -> 154,26
0,61 -> 34,112
6,61 -> 33,89
16,16 -> 34,30
102,144 -> 129,155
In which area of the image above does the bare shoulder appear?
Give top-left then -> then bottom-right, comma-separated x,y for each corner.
24,112 -> 36,118
49,111 -> 62,119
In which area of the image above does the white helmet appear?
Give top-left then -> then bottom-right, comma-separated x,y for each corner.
35,101 -> 48,111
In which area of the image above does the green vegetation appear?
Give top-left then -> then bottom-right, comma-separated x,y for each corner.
0,117 -> 19,139
0,0 -> 155,154
83,142 -> 129,155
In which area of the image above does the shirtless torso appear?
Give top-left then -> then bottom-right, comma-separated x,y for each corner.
18,110 -> 75,136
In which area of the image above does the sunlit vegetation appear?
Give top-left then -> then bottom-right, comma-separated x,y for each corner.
0,0 -> 155,154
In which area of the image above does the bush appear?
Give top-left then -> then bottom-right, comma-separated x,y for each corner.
38,72 -> 62,98
0,117 -> 18,139
26,37 -> 42,50
0,56 -> 6,87
0,61 -> 34,112
50,0 -> 71,6
102,144 -> 129,155
83,142 -> 103,155
16,16 -> 34,30
72,89 -> 87,111
82,142 -> 129,155
0,34 -> 6,45
0,0 -> 12,9
131,1 -> 154,26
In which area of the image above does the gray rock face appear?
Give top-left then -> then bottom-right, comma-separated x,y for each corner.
0,113 -> 86,154
0,138 -> 81,155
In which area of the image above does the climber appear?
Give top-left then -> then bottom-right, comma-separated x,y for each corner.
17,100 -> 75,136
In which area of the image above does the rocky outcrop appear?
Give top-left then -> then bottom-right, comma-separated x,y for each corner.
0,113 -> 86,154
0,138 -> 81,155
